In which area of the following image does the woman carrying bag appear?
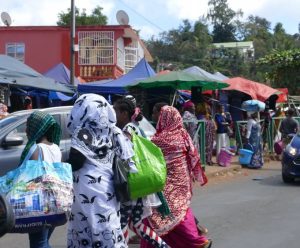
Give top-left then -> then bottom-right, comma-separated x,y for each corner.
141,106 -> 211,248
20,111 -> 62,248
67,94 -> 135,248
114,97 -> 169,248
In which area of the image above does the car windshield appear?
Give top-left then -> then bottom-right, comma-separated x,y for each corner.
0,115 -> 24,129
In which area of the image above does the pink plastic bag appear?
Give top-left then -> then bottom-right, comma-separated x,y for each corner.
274,140 -> 283,155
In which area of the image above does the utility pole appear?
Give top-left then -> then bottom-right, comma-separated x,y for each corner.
70,0 -> 75,85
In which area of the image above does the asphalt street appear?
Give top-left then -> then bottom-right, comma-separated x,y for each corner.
1,161 -> 299,248
191,162 -> 300,248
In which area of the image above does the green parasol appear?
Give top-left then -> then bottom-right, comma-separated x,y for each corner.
128,70 -> 229,91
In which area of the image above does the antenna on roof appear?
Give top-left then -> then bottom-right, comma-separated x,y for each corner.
1,12 -> 12,26
116,10 -> 129,25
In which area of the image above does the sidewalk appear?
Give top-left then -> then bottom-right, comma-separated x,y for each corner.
204,155 -> 242,179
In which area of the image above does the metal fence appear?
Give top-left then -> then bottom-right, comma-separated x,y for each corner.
235,117 -> 300,154
190,116 -> 300,166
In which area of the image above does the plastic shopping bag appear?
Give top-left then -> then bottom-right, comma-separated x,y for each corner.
128,133 -> 167,199
0,145 -> 73,233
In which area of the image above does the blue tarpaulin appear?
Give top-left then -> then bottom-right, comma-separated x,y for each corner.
43,62 -> 80,86
0,55 -> 74,94
49,91 -> 77,101
78,58 -> 156,94
43,62 -> 79,101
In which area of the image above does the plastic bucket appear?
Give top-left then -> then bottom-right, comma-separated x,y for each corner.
239,149 -> 254,165
218,149 -> 233,167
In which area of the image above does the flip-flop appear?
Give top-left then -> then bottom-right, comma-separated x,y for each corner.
203,239 -> 213,248
197,223 -> 209,235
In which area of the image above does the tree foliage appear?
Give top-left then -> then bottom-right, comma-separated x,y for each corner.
146,19 -> 213,70
57,6 -> 107,26
207,0 -> 242,42
258,49 -> 300,92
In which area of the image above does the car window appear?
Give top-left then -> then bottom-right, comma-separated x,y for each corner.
52,114 -> 61,127
0,115 -> 23,129
6,122 -> 28,144
58,113 -> 70,139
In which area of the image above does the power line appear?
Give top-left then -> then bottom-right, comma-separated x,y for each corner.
116,0 -> 165,32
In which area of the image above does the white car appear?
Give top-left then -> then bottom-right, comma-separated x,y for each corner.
0,106 -> 156,176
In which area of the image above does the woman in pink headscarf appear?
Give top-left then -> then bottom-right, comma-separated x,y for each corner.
141,106 -> 211,248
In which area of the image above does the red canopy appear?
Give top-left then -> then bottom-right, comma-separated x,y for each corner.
276,88 -> 288,103
157,70 -> 171,75
223,77 -> 282,102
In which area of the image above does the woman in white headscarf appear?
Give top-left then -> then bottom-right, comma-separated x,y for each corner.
67,94 -> 136,248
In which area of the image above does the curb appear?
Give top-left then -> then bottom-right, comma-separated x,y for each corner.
205,163 -> 242,179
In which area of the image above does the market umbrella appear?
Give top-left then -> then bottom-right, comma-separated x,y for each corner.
128,70 -> 229,91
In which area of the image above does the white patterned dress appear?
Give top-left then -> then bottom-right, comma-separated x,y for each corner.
66,94 -> 135,248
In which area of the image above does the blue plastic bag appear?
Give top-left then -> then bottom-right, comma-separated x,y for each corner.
0,144 -> 73,233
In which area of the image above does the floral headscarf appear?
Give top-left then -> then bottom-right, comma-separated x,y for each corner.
67,94 -> 134,168
152,105 -> 206,185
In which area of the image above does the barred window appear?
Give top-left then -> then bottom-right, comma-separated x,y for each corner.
125,41 -> 138,73
6,43 -> 25,62
78,31 -> 114,65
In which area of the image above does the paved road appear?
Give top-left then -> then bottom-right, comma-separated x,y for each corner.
1,161 -> 300,248
191,162 -> 300,248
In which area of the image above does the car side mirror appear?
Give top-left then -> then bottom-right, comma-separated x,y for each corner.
4,135 -> 24,147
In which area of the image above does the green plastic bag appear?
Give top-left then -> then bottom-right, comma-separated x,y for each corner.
129,133 -> 167,199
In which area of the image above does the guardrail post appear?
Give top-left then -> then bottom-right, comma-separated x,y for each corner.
199,121 -> 206,166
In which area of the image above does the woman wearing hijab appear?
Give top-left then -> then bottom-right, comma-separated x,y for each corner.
20,111 -> 62,248
141,106 -> 211,248
246,112 -> 264,168
114,97 -> 169,248
67,94 -> 135,248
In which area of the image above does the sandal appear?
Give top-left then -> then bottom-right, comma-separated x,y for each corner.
197,223 -> 208,235
201,239 -> 212,248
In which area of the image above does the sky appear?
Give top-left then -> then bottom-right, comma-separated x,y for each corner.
0,0 -> 299,40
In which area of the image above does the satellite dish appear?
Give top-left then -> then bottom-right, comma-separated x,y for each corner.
116,10 -> 129,25
1,12 -> 12,26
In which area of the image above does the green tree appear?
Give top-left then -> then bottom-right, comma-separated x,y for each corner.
146,19 -> 212,70
273,23 -> 295,50
241,15 -> 273,59
258,49 -> 300,93
210,47 -> 251,77
207,0 -> 243,42
57,6 -> 107,26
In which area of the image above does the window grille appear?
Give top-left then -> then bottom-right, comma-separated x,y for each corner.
125,41 -> 138,73
78,31 -> 114,65
6,43 -> 25,62
116,38 -> 125,70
